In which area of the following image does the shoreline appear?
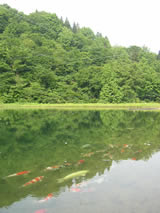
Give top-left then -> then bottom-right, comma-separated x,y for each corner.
1,103 -> 160,111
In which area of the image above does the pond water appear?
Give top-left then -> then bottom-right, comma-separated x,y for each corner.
0,109 -> 160,213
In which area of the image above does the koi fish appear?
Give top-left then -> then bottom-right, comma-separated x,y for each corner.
58,170 -> 89,183
35,209 -> 47,213
38,193 -> 53,203
121,149 -> 125,153
82,152 -> 94,157
132,158 -> 136,160
64,162 -> 72,166
123,144 -> 129,148
96,150 -> 106,153
109,144 -> 114,148
70,188 -> 81,192
77,160 -> 85,165
81,144 -> 91,149
22,176 -> 44,187
6,170 -> 30,178
44,165 -> 61,171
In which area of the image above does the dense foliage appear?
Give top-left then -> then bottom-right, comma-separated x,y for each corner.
0,4 -> 160,103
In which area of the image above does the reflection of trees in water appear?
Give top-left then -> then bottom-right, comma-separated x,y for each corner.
0,110 -> 160,207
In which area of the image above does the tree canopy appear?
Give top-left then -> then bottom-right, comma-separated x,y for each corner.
0,4 -> 160,103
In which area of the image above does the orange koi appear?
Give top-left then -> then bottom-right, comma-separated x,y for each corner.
121,149 -> 125,153
6,170 -> 30,178
77,159 -> 85,165
64,162 -> 72,166
123,144 -> 129,148
22,176 -> 44,187
132,157 -> 136,160
38,193 -> 53,203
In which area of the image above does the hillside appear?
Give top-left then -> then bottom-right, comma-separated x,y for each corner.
0,4 -> 160,103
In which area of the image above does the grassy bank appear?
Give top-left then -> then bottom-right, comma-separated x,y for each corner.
1,103 -> 160,110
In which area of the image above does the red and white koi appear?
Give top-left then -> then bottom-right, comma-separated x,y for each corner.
22,176 -> 44,187
38,193 -> 53,203
6,170 -> 30,178
77,159 -> 85,165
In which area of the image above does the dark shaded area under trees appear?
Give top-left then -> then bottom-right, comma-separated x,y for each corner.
0,4 -> 160,103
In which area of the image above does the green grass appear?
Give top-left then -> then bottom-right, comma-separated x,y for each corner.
1,103 -> 160,110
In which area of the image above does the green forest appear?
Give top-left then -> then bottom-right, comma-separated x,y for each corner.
1,4 -> 160,104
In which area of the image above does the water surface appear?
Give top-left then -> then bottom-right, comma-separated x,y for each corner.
0,110 -> 160,213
